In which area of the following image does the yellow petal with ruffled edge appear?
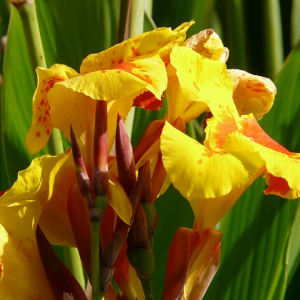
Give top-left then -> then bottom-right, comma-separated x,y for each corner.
80,21 -> 194,74
25,64 -> 79,154
228,69 -> 276,119
161,122 -> 263,200
166,46 -> 237,124
1,152 -> 76,246
222,115 -> 300,199
0,201 -> 56,299
53,56 -> 167,102
183,29 -> 228,62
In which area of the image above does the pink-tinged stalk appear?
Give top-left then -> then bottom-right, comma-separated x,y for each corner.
70,125 -> 93,209
93,100 -> 108,198
116,114 -> 136,195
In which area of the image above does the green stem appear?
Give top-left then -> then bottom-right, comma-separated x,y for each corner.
14,1 -> 46,69
91,217 -> 102,299
63,247 -> 86,289
91,196 -> 107,299
224,0 -> 247,69
125,0 -> 146,139
129,0 -> 145,37
47,128 -> 64,155
291,0 -> 300,47
140,278 -> 154,300
262,0 -> 284,78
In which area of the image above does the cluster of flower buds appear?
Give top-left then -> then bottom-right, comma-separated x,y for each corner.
67,100 -> 159,298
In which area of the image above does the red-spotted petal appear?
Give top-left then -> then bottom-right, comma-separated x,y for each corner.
25,64 -> 79,154
80,21 -> 194,74
228,69 -> 276,119
166,46 -> 237,124
161,122 -> 262,200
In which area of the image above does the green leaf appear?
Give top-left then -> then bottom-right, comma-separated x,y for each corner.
1,7 -> 46,189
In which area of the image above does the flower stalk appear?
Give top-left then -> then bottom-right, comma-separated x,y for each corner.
90,201 -> 105,300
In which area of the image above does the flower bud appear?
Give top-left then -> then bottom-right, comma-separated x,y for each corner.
70,125 -> 92,209
94,100 -> 108,197
116,114 -> 136,195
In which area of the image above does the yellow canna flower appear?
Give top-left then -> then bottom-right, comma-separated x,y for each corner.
1,23 -> 195,298
11,22 -> 193,245
25,22 -> 193,155
159,109 -> 300,299
161,112 -> 300,233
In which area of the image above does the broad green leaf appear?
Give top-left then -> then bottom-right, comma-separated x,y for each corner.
153,0 -> 216,36
1,7 -> 46,189
205,37 -> 300,300
215,0 -> 247,69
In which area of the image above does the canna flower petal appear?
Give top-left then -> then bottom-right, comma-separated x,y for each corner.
26,64 -> 78,154
80,21 -> 194,74
0,200 -> 56,299
183,29 -> 229,62
0,152 -> 76,246
107,170 -> 133,224
220,114 -> 300,199
55,56 -> 167,103
166,46 -> 237,124
183,229 -> 222,300
228,69 -> 276,119
163,227 -> 222,300
161,121 -> 264,200
163,227 -> 200,300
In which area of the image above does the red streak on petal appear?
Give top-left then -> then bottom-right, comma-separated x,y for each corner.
193,81 -> 200,91
213,113 -> 238,148
40,99 -> 45,106
197,159 -> 203,164
43,117 -> 47,122
240,117 -> 290,154
255,82 -> 264,87
118,59 -> 124,64
252,89 -> 263,93
202,149 -> 213,157
101,70 -> 106,73
38,116 -> 42,122
36,132 -> 41,137
133,91 -> 162,110
46,129 -> 50,135
45,110 -> 50,115
265,173 -> 291,196
114,62 -> 153,84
